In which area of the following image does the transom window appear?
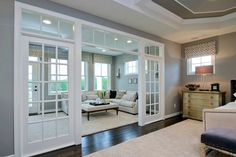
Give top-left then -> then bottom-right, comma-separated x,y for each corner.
187,55 -> 214,75
94,63 -> 110,90
125,60 -> 138,75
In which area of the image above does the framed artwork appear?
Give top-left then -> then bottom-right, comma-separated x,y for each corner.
128,78 -> 132,84
133,78 -> 138,84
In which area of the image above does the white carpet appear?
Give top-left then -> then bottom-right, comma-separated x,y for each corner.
82,110 -> 138,136
85,119 -> 230,157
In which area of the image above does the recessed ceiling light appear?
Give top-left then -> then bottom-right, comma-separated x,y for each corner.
102,49 -> 106,52
127,40 -> 132,43
42,19 -> 52,25
114,38 -> 118,41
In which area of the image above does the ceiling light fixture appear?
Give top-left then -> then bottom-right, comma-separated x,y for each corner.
114,38 -> 118,41
42,19 -> 52,25
127,40 -> 132,43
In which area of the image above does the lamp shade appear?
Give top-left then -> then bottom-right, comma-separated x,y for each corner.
195,65 -> 213,75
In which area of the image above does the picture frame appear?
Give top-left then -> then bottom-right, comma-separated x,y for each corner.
211,83 -> 220,91
128,78 -> 132,84
132,78 -> 138,84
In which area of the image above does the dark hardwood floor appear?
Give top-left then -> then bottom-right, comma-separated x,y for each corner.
36,115 -> 183,157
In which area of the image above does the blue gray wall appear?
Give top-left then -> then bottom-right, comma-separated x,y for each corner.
0,0 -> 182,156
0,0 -> 14,156
114,54 -> 139,91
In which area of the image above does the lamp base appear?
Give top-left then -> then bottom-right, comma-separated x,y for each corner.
199,89 -> 209,91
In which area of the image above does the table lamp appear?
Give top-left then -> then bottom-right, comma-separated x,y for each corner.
195,65 -> 213,91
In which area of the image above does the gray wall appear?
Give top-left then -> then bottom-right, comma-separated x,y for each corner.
114,54 -> 138,91
0,0 -> 14,156
182,32 -> 236,103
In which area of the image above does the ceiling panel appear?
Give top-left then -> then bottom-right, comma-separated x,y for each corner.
152,0 -> 236,19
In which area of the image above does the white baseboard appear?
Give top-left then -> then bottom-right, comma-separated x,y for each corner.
6,155 -> 15,157
164,112 -> 182,119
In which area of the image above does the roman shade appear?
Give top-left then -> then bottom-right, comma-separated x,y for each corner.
185,41 -> 216,59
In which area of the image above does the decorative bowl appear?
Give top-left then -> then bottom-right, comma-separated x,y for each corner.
185,84 -> 200,91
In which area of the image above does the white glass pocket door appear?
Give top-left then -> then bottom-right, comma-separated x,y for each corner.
144,58 -> 163,123
22,37 -> 74,156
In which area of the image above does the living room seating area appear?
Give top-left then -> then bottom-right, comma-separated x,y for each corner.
82,90 -> 138,115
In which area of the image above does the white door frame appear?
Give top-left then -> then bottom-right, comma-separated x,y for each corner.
138,43 -> 165,126
21,36 -> 75,156
14,2 -> 81,156
14,1 -> 165,156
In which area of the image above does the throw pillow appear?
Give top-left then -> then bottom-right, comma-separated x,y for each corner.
97,91 -> 103,99
110,90 -> 117,98
116,90 -> 126,99
86,95 -> 98,100
104,90 -> 110,99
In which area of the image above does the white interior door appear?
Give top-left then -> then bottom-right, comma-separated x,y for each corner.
144,58 -> 162,122
139,43 -> 164,125
22,36 -> 75,156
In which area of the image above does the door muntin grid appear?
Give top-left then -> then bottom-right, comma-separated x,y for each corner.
145,60 -> 160,116
27,42 -> 70,143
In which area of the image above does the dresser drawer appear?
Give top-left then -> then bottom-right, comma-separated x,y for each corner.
188,93 -> 211,100
210,94 -> 220,101
182,91 -> 225,121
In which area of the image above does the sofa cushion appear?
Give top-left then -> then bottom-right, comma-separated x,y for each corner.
116,90 -> 126,99
111,99 -> 122,104
110,90 -> 117,98
121,92 -> 137,102
119,100 -> 136,108
201,128 -> 236,154
86,95 -> 98,100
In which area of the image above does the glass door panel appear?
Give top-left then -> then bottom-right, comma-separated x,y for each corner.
145,60 -> 160,117
23,37 -> 74,156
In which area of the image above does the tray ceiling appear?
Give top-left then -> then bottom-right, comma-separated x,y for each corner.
152,0 -> 236,19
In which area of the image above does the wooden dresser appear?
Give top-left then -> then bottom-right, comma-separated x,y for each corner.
182,91 -> 226,120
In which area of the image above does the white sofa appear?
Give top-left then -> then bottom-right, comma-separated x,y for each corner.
82,90 -> 138,114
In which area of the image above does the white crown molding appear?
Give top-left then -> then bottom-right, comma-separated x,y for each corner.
113,0 -> 236,26
175,0 -> 236,14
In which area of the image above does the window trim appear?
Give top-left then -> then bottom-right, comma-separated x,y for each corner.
94,62 -> 111,91
187,55 -> 215,75
81,61 -> 88,91
124,60 -> 138,75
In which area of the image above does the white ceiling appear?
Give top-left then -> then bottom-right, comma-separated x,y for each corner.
50,0 -> 236,43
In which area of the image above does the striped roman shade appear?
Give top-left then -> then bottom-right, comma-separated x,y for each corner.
185,41 -> 216,59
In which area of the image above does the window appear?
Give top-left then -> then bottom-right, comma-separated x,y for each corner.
125,60 -> 138,75
81,61 -> 87,91
94,63 -> 110,90
187,55 -> 215,75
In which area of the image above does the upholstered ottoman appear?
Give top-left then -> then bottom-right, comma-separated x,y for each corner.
201,128 -> 236,157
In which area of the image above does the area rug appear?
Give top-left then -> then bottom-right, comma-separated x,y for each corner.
85,119 -> 230,157
82,110 -> 138,136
